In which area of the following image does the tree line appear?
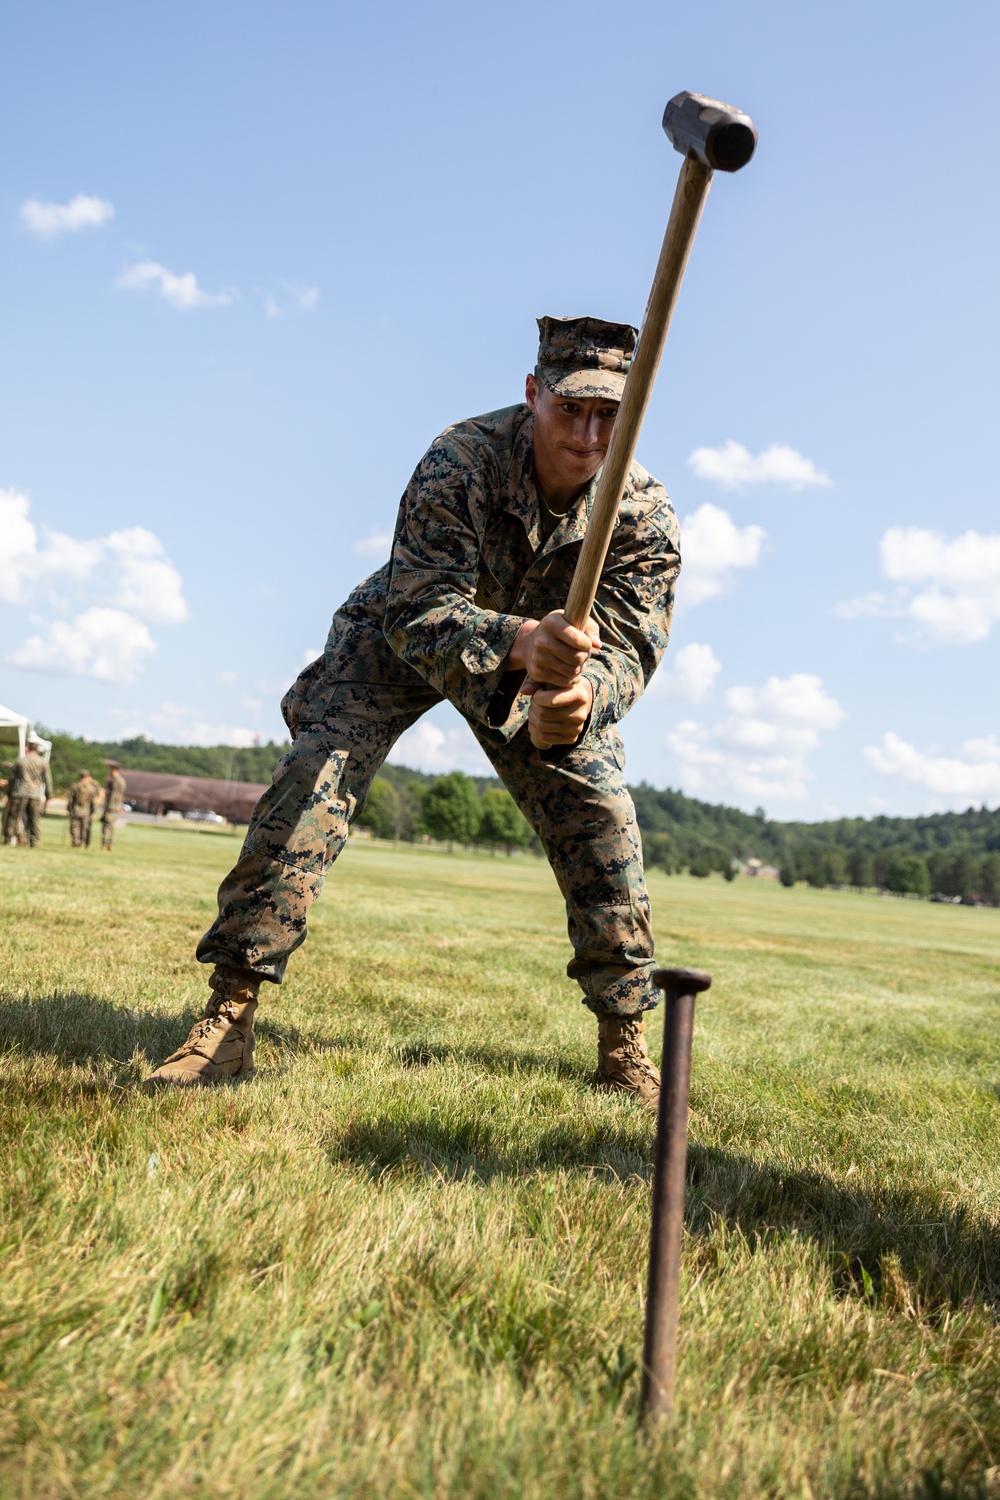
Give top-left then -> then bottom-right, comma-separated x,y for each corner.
774,844 -> 1000,904
36,728 -> 288,790
31,729 -> 1000,899
632,784 -> 1000,904
357,770 -> 534,855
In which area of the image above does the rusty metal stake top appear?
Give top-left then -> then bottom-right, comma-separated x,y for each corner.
640,966 -> 712,1425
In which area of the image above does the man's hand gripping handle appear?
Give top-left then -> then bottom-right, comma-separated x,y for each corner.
509,612 -> 601,750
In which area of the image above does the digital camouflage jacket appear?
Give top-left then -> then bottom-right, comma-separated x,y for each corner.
102,770 -> 127,815
67,779 -> 101,817
286,404 -> 681,741
9,753 -> 54,801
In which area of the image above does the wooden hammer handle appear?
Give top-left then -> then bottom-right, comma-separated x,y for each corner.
565,154 -> 712,629
530,155 -> 713,751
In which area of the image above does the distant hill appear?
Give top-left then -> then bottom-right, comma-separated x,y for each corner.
631,782 -> 1000,862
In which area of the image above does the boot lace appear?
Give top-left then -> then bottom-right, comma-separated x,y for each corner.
605,1021 -> 658,1079
187,999 -> 241,1045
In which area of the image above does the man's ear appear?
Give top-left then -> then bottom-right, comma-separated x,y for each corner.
525,373 -> 538,411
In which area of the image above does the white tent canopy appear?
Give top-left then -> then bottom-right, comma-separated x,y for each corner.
0,704 -> 52,762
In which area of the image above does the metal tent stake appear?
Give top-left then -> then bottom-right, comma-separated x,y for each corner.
639,966 -> 712,1424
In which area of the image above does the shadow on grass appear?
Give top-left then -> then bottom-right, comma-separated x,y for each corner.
332,1111 -> 651,1185
0,991 -> 178,1070
0,991 -> 346,1077
685,1143 -> 1000,1315
332,1111 -> 1000,1315
393,1038 -> 585,1081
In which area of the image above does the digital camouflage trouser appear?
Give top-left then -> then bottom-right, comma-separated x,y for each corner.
70,816 -> 92,847
5,798 -> 40,846
197,681 -> 659,1016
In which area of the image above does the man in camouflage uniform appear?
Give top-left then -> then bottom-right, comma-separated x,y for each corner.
100,761 -> 127,850
4,738 -> 53,848
145,316 -> 682,1108
67,770 -> 101,848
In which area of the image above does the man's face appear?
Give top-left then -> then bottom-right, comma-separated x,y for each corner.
525,374 -> 619,492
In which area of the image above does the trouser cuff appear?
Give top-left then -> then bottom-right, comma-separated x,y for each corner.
195,947 -> 284,983
576,968 -> 660,1018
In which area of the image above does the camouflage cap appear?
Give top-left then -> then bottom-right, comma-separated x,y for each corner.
536,315 -> 637,401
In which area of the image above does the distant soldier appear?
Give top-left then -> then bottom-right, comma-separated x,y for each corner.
67,769 -> 101,848
101,761 -> 127,851
4,738 -> 53,848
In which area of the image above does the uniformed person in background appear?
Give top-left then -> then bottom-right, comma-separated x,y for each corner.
100,761 -> 127,850
67,769 -> 101,848
4,737 -> 54,848
145,316 -> 682,1110
0,763 -> 15,843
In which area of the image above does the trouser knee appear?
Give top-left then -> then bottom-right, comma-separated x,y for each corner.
196,723 -> 370,981
240,727 -> 355,876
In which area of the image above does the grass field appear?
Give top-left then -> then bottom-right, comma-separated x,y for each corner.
2,819 -> 1000,1498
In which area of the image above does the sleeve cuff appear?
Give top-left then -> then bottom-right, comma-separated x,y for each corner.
457,611 -> 526,678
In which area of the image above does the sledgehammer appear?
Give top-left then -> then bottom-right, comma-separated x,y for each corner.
640,965 -> 712,1424
530,91 -> 757,750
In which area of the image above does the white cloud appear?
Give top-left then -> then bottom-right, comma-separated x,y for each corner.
353,528 -> 394,558
679,503 -> 765,606
688,440 -> 831,491
8,608 -> 155,683
835,590 -> 889,621
1,488 -> 186,683
261,283 -> 319,318
0,489 -> 42,602
388,716 -> 492,776
647,642 -> 721,702
117,260 -> 236,310
0,488 -> 104,602
838,525 -> 1000,644
20,194 -> 114,238
110,703 -> 261,747
0,491 -> 186,623
667,672 -> 846,803
883,526 -> 1000,643
106,527 -> 187,624
864,731 -> 1000,807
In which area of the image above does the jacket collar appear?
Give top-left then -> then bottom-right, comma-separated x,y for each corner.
501,408 -> 602,558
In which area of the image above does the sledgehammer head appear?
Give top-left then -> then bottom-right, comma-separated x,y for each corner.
662,91 -> 757,172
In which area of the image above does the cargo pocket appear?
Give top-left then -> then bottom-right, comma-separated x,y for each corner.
244,728 -> 349,875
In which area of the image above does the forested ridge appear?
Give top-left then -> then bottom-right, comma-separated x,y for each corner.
26,728 -> 1000,900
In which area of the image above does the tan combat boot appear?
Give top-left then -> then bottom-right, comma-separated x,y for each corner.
143,966 -> 260,1090
594,1015 -> 660,1114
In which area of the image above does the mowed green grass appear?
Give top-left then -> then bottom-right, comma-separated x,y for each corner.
2,821 -> 1000,1499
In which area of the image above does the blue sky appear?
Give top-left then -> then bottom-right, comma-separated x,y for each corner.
2,0 -> 998,820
